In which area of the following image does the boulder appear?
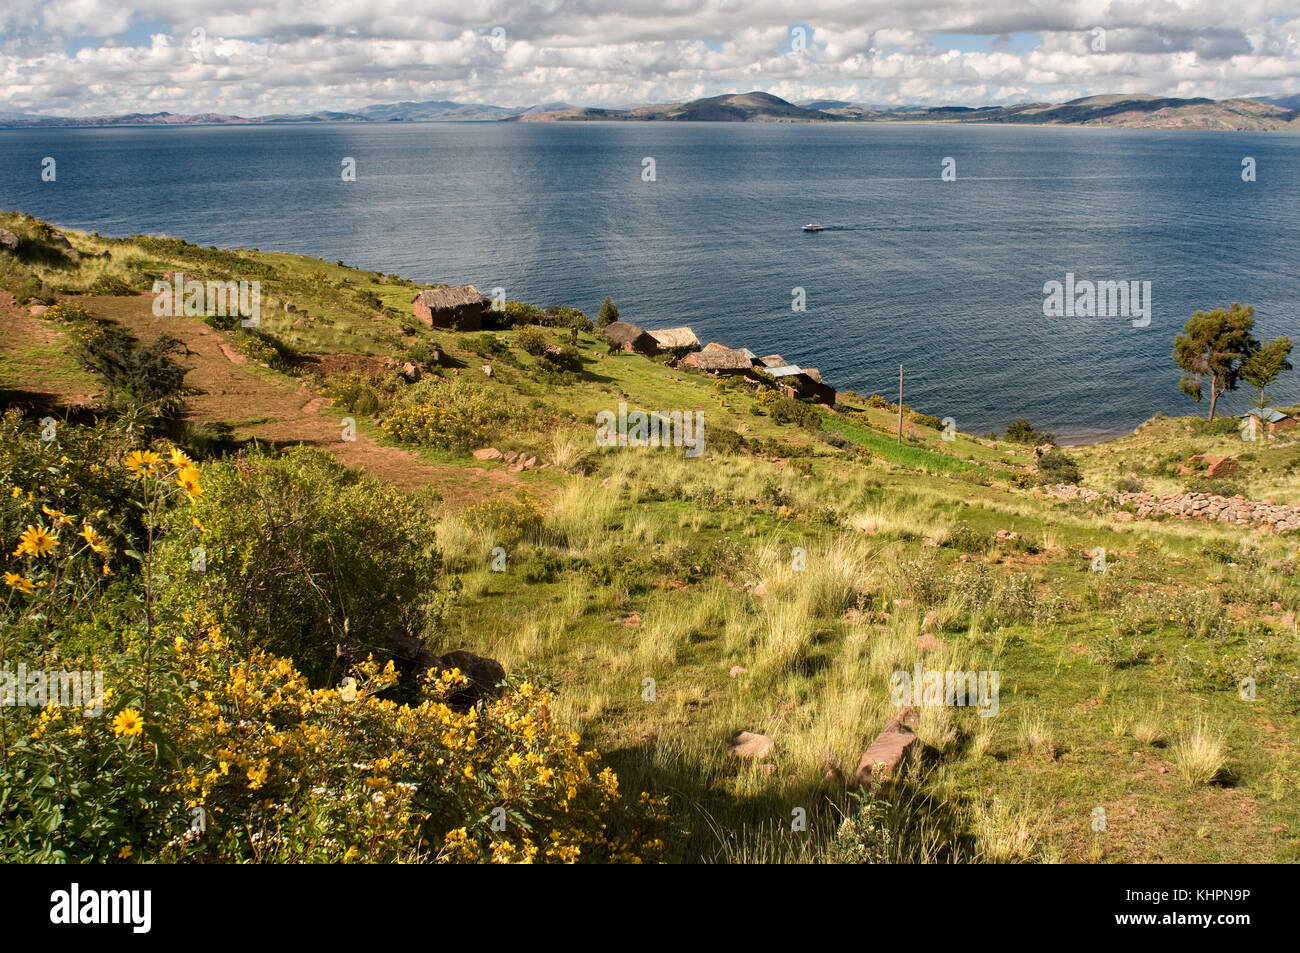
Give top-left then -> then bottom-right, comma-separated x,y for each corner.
727,730 -> 773,760
431,650 -> 506,711
473,447 -> 503,461
481,364 -> 494,377
728,665 -> 747,678
916,633 -> 945,654
854,708 -> 919,786
1207,456 -> 1239,477
48,232 -> 71,248
0,229 -> 19,251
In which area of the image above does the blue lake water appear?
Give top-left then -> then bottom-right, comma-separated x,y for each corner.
2,121 -> 1298,442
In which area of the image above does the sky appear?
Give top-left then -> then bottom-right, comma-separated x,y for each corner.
1,1 -> 1298,117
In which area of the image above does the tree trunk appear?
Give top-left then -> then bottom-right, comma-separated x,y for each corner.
1208,373 -> 1219,420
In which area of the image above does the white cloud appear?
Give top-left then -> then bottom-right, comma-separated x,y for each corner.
0,1 -> 1296,115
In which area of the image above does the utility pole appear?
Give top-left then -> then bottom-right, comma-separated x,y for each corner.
897,364 -> 903,444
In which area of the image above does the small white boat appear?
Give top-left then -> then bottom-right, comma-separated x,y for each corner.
802,223 -> 824,232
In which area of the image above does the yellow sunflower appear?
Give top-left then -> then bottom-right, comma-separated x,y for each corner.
78,523 -> 109,555
3,571 -> 36,594
169,447 -> 194,470
175,466 -> 203,503
13,524 -> 58,558
112,708 -> 144,737
40,505 -> 74,528
122,450 -> 162,479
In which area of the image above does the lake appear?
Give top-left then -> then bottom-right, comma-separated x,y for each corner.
2,120 -> 1297,442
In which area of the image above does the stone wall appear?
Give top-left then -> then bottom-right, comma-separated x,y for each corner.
1042,484 -> 1300,533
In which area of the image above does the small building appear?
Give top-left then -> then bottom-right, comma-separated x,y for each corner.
412,285 -> 490,331
645,326 -> 701,353
758,354 -> 787,368
604,321 -> 659,355
768,365 -> 837,406
681,342 -> 753,376
1241,408 -> 1298,437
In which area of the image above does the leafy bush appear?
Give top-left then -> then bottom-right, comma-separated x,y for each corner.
69,318 -> 188,414
515,325 -> 548,356
1035,450 -> 1081,485
157,448 -> 448,683
941,522 -> 990,554
1005,418 -> 1054,445
381,376 -> 514,452
463,492 -> 545,546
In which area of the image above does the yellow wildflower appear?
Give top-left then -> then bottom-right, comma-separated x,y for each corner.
169,447 -> 194,469
79,523 -> 109,555
41,505 -> 74,528
112,709 -> 144,737
175,466 -> 203,503
123,450 -> 162,479
3,572 -> 35,594
118,845 -> 133,860
13,524 -> 58,558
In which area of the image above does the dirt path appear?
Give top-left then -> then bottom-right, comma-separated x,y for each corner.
1,293 -> 524,504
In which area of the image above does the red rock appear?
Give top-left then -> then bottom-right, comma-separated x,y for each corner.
854,708 -> 919,786
917,633 -> 945,654
727,731 -> 773,760
472,447 -> 502,461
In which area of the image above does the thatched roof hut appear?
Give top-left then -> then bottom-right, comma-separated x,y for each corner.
412,285 -> 490,331
646,326 -> 701,351
758,354 -> 787,368
682,342 -> 752,374
604,321 -> 658,355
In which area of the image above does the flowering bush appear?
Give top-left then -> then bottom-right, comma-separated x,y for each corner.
1,424 -> 665,863
380,376 -> 513,452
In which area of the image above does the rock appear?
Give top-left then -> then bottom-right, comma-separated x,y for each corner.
994,529 -> 1019,544
473,447 -> 503,461
283,301 -> 297,312
917,633 -> 945,654
431,650 -> 506,711
28,304 -> 47,316
481,364 -> 494,377
621,612 -> 640,627
729,665 -> 747,678
218,343 -> 247,365
402,361 -> 421,381
854,708 -> 919,786
1207,456 -> 1239,477
48,232 -> 71,248
727,731 -> 773,760
752,581 -> 767,598
523,456 -> 537,470
0,229 -> 20,251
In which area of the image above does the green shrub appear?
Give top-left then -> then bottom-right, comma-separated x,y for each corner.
381,377 -> 514,452
515,325 -> 548,356
462,492 -> 545,546
157,448 -> 448,683
1005,418 -> 1054,445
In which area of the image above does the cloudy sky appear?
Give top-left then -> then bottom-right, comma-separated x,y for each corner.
2,1 -> 1298,116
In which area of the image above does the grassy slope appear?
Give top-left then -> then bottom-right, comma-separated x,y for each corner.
2,210 -> 1298,863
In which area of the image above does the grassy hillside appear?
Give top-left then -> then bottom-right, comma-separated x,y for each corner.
1,210 -> 1297,864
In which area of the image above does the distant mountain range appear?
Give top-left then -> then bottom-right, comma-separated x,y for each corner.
4,91 -> 1298,131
